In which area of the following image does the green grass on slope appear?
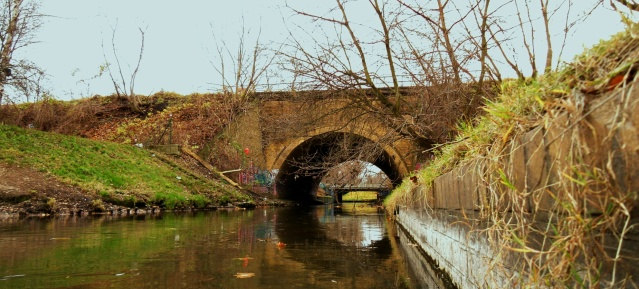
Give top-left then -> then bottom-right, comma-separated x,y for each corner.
0,124 -> 249,208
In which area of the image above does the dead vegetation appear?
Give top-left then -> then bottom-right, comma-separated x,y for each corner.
0,90 -> 251,171
387,24 -> 639,288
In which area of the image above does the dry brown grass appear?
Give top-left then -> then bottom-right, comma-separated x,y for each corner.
387,24 -> 639,288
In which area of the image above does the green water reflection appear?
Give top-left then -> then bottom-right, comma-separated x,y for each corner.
0,205 -> 422,289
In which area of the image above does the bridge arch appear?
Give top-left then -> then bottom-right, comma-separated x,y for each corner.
268,123 -> 412,174
274,131 -> 407,203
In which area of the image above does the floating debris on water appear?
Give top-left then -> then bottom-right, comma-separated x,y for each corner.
234,273 -> 255,279
2,274 -> 25,280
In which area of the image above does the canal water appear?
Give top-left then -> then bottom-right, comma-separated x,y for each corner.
0,204 -> 450,289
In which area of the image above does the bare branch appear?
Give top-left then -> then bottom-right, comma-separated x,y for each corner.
370,0 -> 401,113
540,0 -> 553,73
102,24 -> 146,112
613,0 -> 639,11
129,28 -> 145,98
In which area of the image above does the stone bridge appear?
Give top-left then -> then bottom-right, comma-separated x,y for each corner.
217,90 -> 434,203
202,78 -> 639,288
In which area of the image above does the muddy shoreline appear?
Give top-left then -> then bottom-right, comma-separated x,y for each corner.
0,199 -> 290,218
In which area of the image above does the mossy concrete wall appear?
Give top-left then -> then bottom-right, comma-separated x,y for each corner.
396,83 -> 639,288
426,89 -> 639,211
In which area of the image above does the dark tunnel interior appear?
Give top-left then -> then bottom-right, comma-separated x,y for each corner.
275,132 -> 402,203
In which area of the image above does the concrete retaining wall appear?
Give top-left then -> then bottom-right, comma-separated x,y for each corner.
429,88 -> 639,212
396,83 -> 639,288
397,209 -> 507,289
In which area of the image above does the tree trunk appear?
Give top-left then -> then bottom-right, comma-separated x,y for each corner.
128,94 -> 141,112
0,0 -> 23,105
0,80 -> 5,106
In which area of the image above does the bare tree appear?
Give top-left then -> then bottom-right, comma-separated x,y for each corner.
102,25 -> 145,112
286,0 -> 401,114
0,0 -> 43,105
210,25 -> 277,99
269,0 -> 606,182
323,161 -> 368,186
282,0 -> 599,113
279,0 -> 493,150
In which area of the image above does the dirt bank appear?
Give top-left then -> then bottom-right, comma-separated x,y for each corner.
0,163 -> 101,216
0,161 -> 287,217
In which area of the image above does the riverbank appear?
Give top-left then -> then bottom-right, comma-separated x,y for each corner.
0,92 -> 251,175
0,124 -> 282,217
386,25 -> 639,288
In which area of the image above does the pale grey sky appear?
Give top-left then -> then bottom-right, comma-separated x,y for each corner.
17,1 -> 627,100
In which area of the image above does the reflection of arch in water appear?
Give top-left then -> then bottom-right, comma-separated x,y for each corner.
275,132 -> 404,203
273,206 -> 393,278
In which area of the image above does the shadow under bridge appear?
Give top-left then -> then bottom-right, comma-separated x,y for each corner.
275,132 -> 403,204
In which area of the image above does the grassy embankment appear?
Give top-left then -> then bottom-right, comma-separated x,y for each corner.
0,91 -> 250,174
385,23 -> 639,287
0,124 -> 250,210
341,191 -> 378,202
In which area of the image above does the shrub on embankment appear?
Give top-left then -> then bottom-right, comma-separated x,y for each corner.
386,24 -> 639,288
0,124 -> 249,210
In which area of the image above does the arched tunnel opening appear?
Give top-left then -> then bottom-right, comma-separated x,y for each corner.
275,132 -> 403,204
